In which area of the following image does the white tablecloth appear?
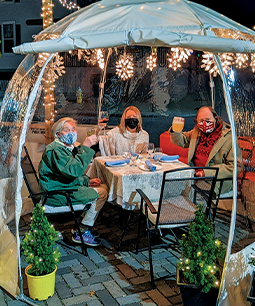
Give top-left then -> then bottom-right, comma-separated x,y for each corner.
87,156 -> 192,207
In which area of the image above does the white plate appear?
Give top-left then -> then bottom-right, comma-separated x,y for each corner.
139,164 -> 162,171
159,158 -> 179,163
106,162 -> 128,167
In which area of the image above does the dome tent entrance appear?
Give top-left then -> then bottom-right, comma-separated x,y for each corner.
1,0 -> 255,304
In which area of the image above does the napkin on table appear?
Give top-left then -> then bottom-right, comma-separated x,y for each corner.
105,159 -> 130,166
145,160 -> 156,171
153,154 -> 179,161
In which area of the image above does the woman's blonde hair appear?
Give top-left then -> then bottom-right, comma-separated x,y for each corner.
52,117 -> 77,138
119,106 -> 142,134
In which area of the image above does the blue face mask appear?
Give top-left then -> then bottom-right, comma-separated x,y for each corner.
59,132 -> 77,145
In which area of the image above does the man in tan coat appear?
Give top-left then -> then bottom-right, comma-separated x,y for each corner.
170,106 -> 242,195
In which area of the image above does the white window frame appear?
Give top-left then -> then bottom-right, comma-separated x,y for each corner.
1,21 -> 16,54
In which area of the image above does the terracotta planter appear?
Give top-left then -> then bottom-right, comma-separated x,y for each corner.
177,268 -> 219,306
25,265 -> 57,300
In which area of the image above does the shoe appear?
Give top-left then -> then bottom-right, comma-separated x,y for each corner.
72,230 -> 101,247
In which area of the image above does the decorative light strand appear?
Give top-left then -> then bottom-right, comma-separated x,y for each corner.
171,47 -> 192,63
250,54 -> 255,72
58,0 -> 80,10
41,0 -> 54,29
116,53 -> 134,80
96,49 -> 105,70
235,53 -> 249,69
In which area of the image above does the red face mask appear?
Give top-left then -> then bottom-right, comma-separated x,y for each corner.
197,120 -> 215,133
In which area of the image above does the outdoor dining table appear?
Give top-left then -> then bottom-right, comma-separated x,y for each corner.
87,155 -> 191,210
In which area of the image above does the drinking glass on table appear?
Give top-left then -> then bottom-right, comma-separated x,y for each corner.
147,143 -> 155,159
154,147 -> 163,163
172,116 -> 185,132
99,111 -> 109,135
129,144 -> 137,167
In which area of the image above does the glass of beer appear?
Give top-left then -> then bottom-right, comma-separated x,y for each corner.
172,117 -> 185,132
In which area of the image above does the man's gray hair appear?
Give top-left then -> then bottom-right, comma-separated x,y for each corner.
52,117 -> 77,138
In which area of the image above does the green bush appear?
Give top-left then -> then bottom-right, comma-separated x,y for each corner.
21,204 -> 61,276
177,204 -> 225,293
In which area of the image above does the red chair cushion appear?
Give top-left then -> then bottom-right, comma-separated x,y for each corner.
160,132 -> 188,164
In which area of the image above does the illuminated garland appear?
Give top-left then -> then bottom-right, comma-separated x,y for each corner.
41,0 -> 54,29
58,0 -> 80,10
146,47 -> 157,71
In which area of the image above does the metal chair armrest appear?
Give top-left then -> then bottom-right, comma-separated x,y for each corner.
136,189 -> 157,214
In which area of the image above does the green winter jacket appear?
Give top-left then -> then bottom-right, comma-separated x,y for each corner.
38,140 -> 98,207
170,122 -> 242,194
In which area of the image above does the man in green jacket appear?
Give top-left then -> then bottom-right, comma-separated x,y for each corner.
169,106 -> 242,195
39,117 -> 108,247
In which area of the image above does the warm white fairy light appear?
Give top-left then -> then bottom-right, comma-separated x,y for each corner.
168,56 -> 181,71
220,53 -> 233,74
41,0 -> 54,29
201,53 -> 219,77
97,49 -> 105,70
116,53 -> 134,80
146,48 -> 157,71
171,47 -> 192,63
251,54 -> 255,72
235,53 -> 249,69
58,0 -> 80,10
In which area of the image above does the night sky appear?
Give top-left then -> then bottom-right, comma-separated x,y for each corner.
194,0 -> 255,29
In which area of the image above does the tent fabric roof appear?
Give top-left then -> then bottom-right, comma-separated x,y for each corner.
13,0 -> 255,55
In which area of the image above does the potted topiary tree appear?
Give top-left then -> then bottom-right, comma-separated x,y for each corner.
21,204 -> 61,300
177,204 -> 225,306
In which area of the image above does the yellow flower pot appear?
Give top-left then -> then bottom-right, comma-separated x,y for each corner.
25,265 -> 57,300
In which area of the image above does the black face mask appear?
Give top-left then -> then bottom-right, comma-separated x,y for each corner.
125,118 -> 139,130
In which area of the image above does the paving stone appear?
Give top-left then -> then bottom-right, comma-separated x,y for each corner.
55,281 -> 72,299
88,249 -> 105,264
140,300 -> 157,306
86,299 -> 104,306
117,263 -> 137,278
62,273 -> 82,289
72,283 -> 105,295
46,293 -> 63,306
77,256 -> 98,271
146,289 -> 172,306
6,301 -> 27,306
58,258 -> 80,269
110,271 -> 130,288
96,289 -> 119,306
81,274 -> 112,286
122,256 -> 144,270
62,293 -> 96,306
129,274 -> 151,285
116,293 -> 141,305
103,280 -> 126,298
157,282 -> 177,298
90,266 -> 116,276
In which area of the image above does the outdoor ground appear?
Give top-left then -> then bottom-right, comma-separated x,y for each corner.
1,203 -> 254,306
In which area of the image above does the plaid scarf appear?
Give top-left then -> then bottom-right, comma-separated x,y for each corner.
193,123 -> 223,167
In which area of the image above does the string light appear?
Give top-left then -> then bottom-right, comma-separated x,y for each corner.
41,0 -> 54,29
235,53 -> 249,69
116,53 -> 134,80
58,0 -> 80,10
201,53 -> 219,77
146,47 -> 157,71
250,54 -> 255,72
96,49 -> 105,70
171,47 -> 192,63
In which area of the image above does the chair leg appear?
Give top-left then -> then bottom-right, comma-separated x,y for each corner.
147,227 -> 155,288
117,211 -> 133,251
135,201 -> 144,254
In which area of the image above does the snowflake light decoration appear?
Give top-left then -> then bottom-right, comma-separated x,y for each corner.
171,47 -> 192,63
116,53 -> 134,80
167,55 -> 181,71
201,53 -> 219,77
97,49 -> 105,70
58,0 -> 80,10
146,48 -> 157,71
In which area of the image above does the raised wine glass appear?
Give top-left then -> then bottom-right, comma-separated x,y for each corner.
99,111 -> 109,135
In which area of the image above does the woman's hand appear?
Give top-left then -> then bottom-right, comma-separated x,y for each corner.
89,178 -> 101,187
195,170 -> 205,177
83,135 -> 98,147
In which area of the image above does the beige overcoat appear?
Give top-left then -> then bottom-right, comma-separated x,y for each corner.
170,122 -> 242,194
